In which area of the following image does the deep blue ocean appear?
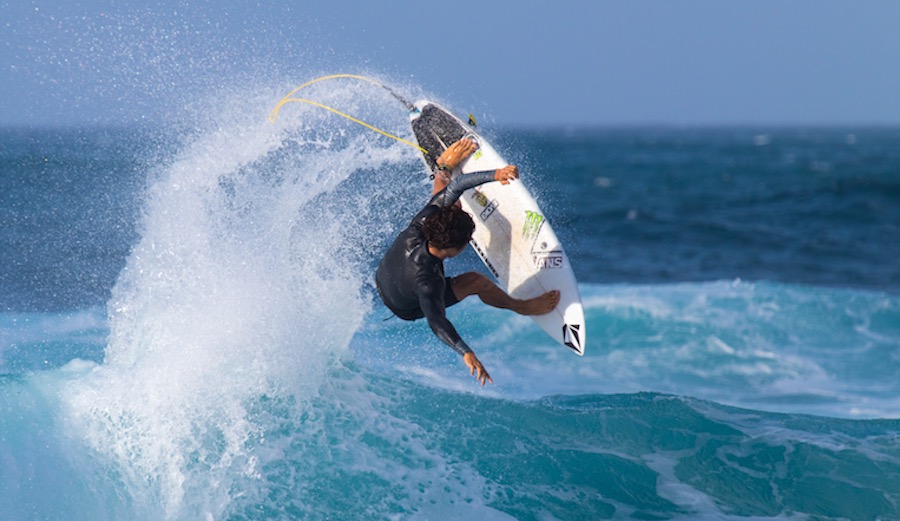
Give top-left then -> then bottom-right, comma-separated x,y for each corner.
1,83 -> 899,520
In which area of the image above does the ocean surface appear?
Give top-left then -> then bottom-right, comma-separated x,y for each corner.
2,83 -> 899,520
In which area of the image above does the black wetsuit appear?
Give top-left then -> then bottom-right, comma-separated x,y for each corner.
375,171 -> 496,356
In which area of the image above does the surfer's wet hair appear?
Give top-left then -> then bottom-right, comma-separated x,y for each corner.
423,205 -> 475,250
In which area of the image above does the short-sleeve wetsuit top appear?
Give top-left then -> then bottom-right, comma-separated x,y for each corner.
375,171 -> 496,356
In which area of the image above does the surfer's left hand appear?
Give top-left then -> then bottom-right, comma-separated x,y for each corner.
494,165 -> 519,185
463,351 -> 493,386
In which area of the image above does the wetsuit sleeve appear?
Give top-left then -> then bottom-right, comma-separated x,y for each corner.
416,279 -> 472,356
429,170 -> 497,208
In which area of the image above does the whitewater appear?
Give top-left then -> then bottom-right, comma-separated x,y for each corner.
2,80 -> 899,520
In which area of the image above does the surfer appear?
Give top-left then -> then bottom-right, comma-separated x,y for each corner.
376,139 -> 560,385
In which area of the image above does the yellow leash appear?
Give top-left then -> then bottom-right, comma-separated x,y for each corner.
269,74 -> 427,154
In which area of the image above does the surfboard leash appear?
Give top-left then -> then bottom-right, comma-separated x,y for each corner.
269,74 -> 427,154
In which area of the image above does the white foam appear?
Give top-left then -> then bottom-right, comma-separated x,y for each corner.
404,281 -> 900,419
57,80 -> 419,519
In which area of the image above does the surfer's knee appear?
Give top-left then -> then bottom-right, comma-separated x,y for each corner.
450,272 -> 492,300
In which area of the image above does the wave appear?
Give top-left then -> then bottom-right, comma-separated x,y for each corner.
356,279 -> 900,420
2,79 -> 899,520
3,364 -> 899,520
55,81 -> 422,519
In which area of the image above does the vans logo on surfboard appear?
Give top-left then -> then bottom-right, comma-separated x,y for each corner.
532,252 -> 564,269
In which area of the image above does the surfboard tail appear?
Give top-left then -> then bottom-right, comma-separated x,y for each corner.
563,323 -> 585,356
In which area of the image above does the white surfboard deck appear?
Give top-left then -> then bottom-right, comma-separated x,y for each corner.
410,101 -> 585,355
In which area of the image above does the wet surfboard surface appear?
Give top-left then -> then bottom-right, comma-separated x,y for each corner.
410,101 -> 585,355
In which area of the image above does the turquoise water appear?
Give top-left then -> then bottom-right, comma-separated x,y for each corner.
1,82 -> 899,520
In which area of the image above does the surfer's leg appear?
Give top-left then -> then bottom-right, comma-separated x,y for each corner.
432,169 -> 452,195
449,272 -> 560,316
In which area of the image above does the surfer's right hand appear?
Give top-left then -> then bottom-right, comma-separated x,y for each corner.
494,165 -> 519,185
463,351 -> 493,386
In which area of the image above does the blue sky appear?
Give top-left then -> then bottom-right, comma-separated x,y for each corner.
3,0 -> 900,127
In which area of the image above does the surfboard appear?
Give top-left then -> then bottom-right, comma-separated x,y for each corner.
410,101 -> 585,355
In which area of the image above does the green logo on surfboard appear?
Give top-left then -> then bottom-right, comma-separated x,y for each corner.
523,211 -> 544,240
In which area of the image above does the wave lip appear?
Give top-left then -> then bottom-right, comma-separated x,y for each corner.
50,82 -> 416,520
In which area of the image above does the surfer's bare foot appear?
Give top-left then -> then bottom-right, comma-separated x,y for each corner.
437,138 -> 477,169
514,290 -> 560,316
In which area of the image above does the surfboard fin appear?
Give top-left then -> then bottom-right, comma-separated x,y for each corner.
468,114 -> 477,128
